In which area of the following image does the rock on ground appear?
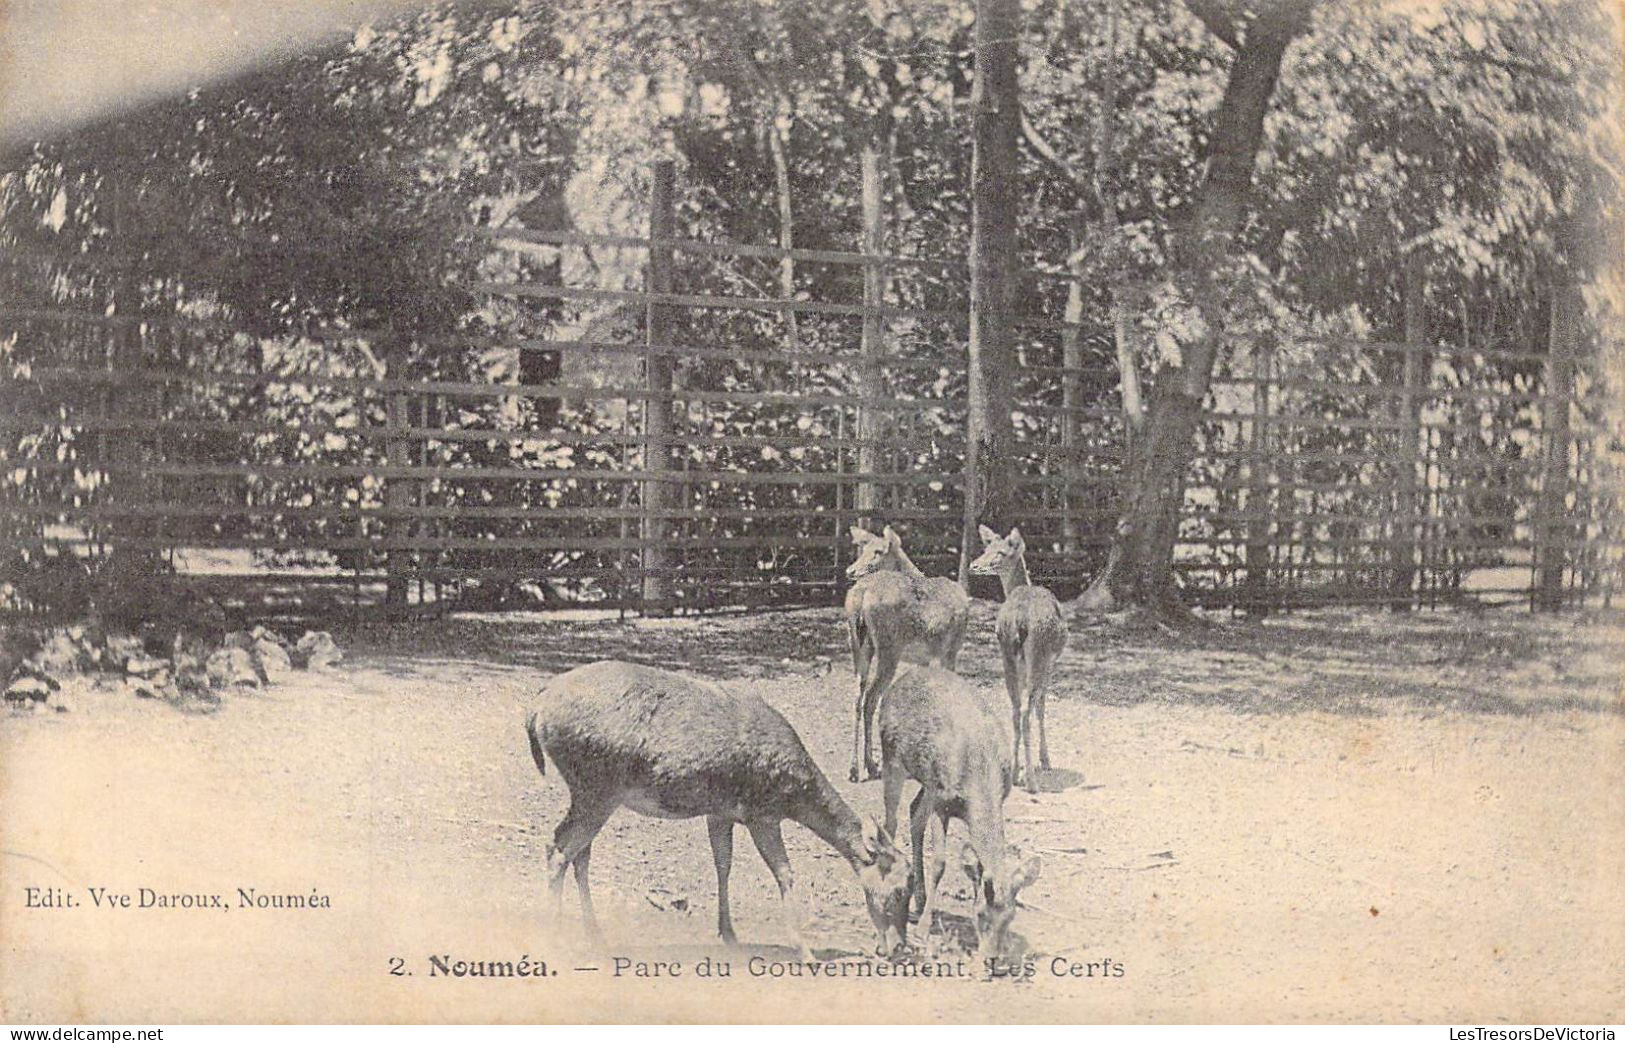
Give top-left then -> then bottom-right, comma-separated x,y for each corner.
253,640 -> 293,681
206,648 -> 261,689
5,675 -> 55,704
293,631 -> 342,671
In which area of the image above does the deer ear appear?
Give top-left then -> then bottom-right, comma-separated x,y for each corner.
958,839 -> 982,877
849,525 -> 870,544
882,525 -> 900,545
859,815 -> 882,860
978,524 -> 999,544
1007,526 -> 1024,547
1012,853 -> 1042,893
863,816 -> 905,860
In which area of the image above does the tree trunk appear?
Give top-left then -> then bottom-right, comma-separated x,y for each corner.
767,100 -> 799,353
1059,220 -> 1087,556
959,0 -> 1022,586
1535,283 -> 1579,610
1078,0 -> 1312,619
857,143 -> 889,529
641,161 -> 677,615
1388,255 -> 1426,610
1112,289 -> 1145,470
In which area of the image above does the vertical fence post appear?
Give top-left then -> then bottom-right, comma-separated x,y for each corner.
1389,256 -> 1425,611
107,175 -> 159,560
835,405 -> 847,587
384,359 -> 413,610
641,160 -> 677,616
857,145 -> 887,533
1243,338 -> 1273,616
1535,283 -> 1578,610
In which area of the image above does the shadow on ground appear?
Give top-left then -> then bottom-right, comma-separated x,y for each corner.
337,603 -> 1624,720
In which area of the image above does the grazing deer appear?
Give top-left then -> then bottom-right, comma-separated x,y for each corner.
525,660 -> 910,957
844,524 -> 971,783
879,664 -> 1041,960
970,525 -> 1068,793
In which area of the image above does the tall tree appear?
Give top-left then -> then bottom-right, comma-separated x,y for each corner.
1078,0 -> 1317,619
959,0 -> 1023,584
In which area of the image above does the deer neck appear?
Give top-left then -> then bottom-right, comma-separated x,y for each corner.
798,783 -> 871,872
998,553 -> 1031,595
889,546 -> 927,580
966,795 -> 1010,884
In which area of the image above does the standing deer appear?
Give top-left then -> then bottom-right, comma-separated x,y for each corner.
525,660 -> 910,957
880,664 -> 1041,960
970,525 -> 1068,793
844,524 -> 971,783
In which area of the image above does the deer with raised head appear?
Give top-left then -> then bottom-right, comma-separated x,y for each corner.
880,663 -> 1041,960
844,524 -> 971,783
525,660 -> 910,957
970,525 -> 1068,793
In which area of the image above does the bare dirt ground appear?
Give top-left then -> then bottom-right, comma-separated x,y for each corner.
3,603 -> 1623,1023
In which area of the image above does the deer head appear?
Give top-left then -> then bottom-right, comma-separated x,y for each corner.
854,815 -> 912,955
969,524 -> 1025,577
973,850 -> 1042,962
845,525 -> 904,580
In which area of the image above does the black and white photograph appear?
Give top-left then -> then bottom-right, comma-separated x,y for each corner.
1,0 -> 1622,1027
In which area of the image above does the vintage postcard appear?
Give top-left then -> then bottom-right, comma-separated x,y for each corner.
2,0 -> 1622,1027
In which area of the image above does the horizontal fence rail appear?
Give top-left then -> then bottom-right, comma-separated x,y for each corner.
4,173 -> 1621,619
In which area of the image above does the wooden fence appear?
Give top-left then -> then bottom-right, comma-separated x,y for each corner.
2,163 -> 1620,618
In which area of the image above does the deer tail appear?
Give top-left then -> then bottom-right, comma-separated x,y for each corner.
525,709 -> 547,776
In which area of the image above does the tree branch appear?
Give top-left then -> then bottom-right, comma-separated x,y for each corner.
1264,0 -> 1320,41
1185,0 -> 1240,49
1459,50 -> 1574,86
1020,109 -> 1089,191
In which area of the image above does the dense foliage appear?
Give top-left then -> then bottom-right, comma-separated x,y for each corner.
1,0 -> 1620,609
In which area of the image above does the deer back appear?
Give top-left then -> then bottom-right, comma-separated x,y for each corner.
994,584 -> 1067,652
879,664 -> 1014,804
533,660 -> 831,819
849,571 -> 967,643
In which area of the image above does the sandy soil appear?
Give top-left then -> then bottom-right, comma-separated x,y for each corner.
2,604 -> 1622,1023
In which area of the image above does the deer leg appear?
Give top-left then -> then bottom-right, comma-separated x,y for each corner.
746,819 -> 810,961
572,841 -> 601,940
1001,642 -> 1023,785
927,810 -> 952,900
860,650 -> 899,781
1033,656 -> 1054,771
882,758 -> 906,840
548,853 -> 567,921
919,807 -> 949,957
547,798 -> 613,931
707,815 -> 738,945
849,638 -> 873,783
907,787 -> 929,920
1022,696 -> 1038,794
941,616 -> 967,671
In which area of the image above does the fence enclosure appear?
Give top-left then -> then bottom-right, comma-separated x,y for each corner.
2,163 -> 1620,619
